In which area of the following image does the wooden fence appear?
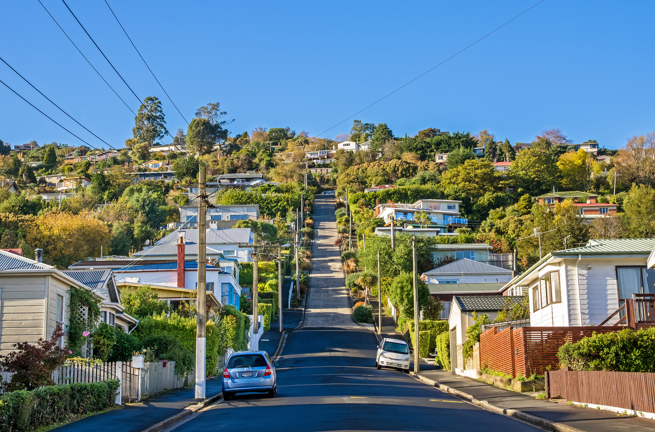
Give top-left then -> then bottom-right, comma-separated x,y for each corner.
52,361 -> 119,385
480,326 -> 623,377
546,367 -> 655,413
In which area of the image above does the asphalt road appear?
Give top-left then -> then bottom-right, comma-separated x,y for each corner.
169,196 -> 540,432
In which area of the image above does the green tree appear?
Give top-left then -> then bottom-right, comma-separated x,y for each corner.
370,123 -> 393,151
195,102 -> 232,145
417,128 -> 441,140
186,118 -> 216,156
132,96 -> 168,148
89,172 -> 108,197
446,146 -> 476,169
500,139 -> 516,162
9,155 -> 21,177
350,120 -> 375,143
441,159 -> 498,200
126,188 -> 167,229
0,139 -> 10,155
19,165 -> 37,184
268,128 -> 291,143
121,285 -> 169,318
43,145 -> 57,168
173,156 -> 200,180
557,149 -> 595,191
623,184 -> 655,238
388,272 -> 430,319
510,148 -> 560,195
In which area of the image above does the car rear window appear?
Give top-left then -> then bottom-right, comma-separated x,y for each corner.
383,342 -> 409,354
228,354 -> 267,368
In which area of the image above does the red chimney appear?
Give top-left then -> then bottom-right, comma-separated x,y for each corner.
177,231 -> 186,288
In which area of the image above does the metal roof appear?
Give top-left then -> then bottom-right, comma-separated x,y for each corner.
62,269 -> 111,291
537,191 -> 597,198
432,243 -> 492,251
217,173 -> 263,179
454,295 -> 524,312
423,258 -> 512,276
155,228 -> 252,246
132,243 -> 226,258
552,238 -> 655,256
0,250 -> 53,271
429,283 -> 505,294
115,261 -> 221,272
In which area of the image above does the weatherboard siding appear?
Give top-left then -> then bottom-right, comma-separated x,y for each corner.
47,277 -> 70,342
0,276 -> 47,355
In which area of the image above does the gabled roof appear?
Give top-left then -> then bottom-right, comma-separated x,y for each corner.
217,173 -> 263,180
454,295 -> 524,312
423,258 -> 512,276
62,269 -> 119,303
0,250 -> 53,271
155,228 -> 252,246
432,243 -> 492,251
537,191 -> 597,198
115,261 -> 222,272
131,243 -> 225,258
429,283 -> 505,294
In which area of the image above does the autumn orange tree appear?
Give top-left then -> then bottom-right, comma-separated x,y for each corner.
26,210 -> 109,266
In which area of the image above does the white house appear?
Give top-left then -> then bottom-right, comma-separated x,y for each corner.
374,199 -> 467,231
501,238 -> 655,327
336,140 -> 371,152
56,176 -> 91,191
375,226 -> 442,237
179,205 -> 260,226
135,228 -> 254,262
0,250 -> 101,355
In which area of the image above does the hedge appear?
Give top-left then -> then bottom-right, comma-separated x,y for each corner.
354,305 -> 374,324
258,303 -> 272,331
0,380 -> 119,432
408,320 -> 448,354
132,314 -> 220,373
239,262 -> 278,287
436,331 -> 450,370
222,305 -> 250,351
558,328 -> 655,372
259,298 -> 278,318
341,251 -> 357,262
418,331 -> 431,358
345,272 -> 361,290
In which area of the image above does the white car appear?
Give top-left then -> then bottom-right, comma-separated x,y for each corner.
376,338 -> 410,373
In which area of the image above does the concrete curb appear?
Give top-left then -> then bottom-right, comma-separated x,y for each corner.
272,332 -> 288,362
140,391 -> 223,432
410,372 -> 584,432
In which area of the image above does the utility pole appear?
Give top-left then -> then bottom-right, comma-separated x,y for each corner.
412,235 -> 419,373
362,233 -> 366,252
535,227 -> 542,260
300,191 -> 304,231
195,162 -> 207,400
295,228 -> 300,300
390,216 -> 395,250
278,246 -> 283,332
251,245 -> 259,350
377,250 -> 381,336
613,168 -> 617,196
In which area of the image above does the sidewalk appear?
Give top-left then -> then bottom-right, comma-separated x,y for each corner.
369,296 -> 404,342
415,368 -> 655,432
259,276 -> 303,358
54,379 -> 223,432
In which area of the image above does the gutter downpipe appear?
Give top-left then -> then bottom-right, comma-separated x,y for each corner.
576,254 -> 583,326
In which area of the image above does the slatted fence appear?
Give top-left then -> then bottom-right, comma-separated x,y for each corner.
546,368 -> 655,413
480,326 -> 623,378
52,361 -> 119,385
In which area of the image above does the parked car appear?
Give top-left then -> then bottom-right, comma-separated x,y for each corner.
375,338 -> 410,373
223,351 -> 277,399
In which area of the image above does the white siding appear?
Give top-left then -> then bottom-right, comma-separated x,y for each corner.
529,263 -> 569,327
47,277 -> 71,342
0,275 -> 48,355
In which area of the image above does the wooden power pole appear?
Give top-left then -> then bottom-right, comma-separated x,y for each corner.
412,235 -> 419,373
195,162 -> 207,399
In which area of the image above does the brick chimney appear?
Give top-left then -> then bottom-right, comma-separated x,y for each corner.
177,231 -> 185,288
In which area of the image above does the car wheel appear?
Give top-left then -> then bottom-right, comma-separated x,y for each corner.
223,392 -> 232,400
376,362 -> 381,370
267,389 -> 275,398
404,368 -> 410,374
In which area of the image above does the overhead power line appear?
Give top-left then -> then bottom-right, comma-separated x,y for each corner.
0,57 -> 117,151
104,0 -> 189,126
36,0 -> 136,116
315,0 -> 547,138
61,0 -> 142,104
0,79 -> 99,150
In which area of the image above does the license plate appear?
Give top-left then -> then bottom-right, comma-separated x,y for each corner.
241,372 -> 253,377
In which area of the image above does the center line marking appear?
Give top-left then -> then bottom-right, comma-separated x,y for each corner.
350,396 -> 366,399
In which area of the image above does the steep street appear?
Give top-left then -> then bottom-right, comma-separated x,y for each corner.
169,196 -> 539,431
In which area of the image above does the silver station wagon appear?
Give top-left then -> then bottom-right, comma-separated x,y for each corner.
222,351 -> 277,400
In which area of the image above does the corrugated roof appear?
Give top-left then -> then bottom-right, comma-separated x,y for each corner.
554,238 -> 655,256
155,228 -> 252,246
62,269 -> 111,292
132,243 -> 225,258
429,283 -> 504,294
0,250 -> 53,271
432,243 -> 492,251
115,261 -> 221,272
423,258 -> 512,276
454,295 -> 524,312
537,191 -> 597,198
217,173 -> 263,179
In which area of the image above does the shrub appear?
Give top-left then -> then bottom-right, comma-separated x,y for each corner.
341,251 -> 357,261
345,272 -> 361,290
264,278 -> 278,292
91,323 -> 116,361
353,305 -> 374,324
344,258 -> 358,274
463,312 -> 490,360
141,334 -> 194,377
0,380 -> 119,432
292,271 -> 310,287
335,208 -> 347,218
108,328 -> 141,362
132,313 -> 221,373
354,301 -> 365,309
0,326 -> 68,392
408,320 -> 448,355
259,297 -> 278,318
557,328 -> 655,372
258,303 -> 273,331
418,331 -> 431,358
436,331 -> 450,370
121,285 -> 169,319
301,227 -> 314,238
222,306 -> 250,352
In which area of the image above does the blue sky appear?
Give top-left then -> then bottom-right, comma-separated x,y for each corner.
1,0 -> 654,150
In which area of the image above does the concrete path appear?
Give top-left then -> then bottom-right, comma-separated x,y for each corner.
303,196 -> 357,329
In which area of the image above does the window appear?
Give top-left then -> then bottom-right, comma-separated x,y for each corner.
454,251 -> 476,260
540,277 -> 551,307
447,204 -> 457,210
551,272 -> 561,303
56,294 -> 65,347
186,215 -> 198,223
532,285 -> 540,312
102,311 -> 116,326
599,207 -> 608,215
222,250 -> 236,257
437,280 -> 457,284
229,214 -> 248,221
544,198 -> 555,204
617,267 -> 655,300
194,282 -> 214,292
210,214 -> 222,221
